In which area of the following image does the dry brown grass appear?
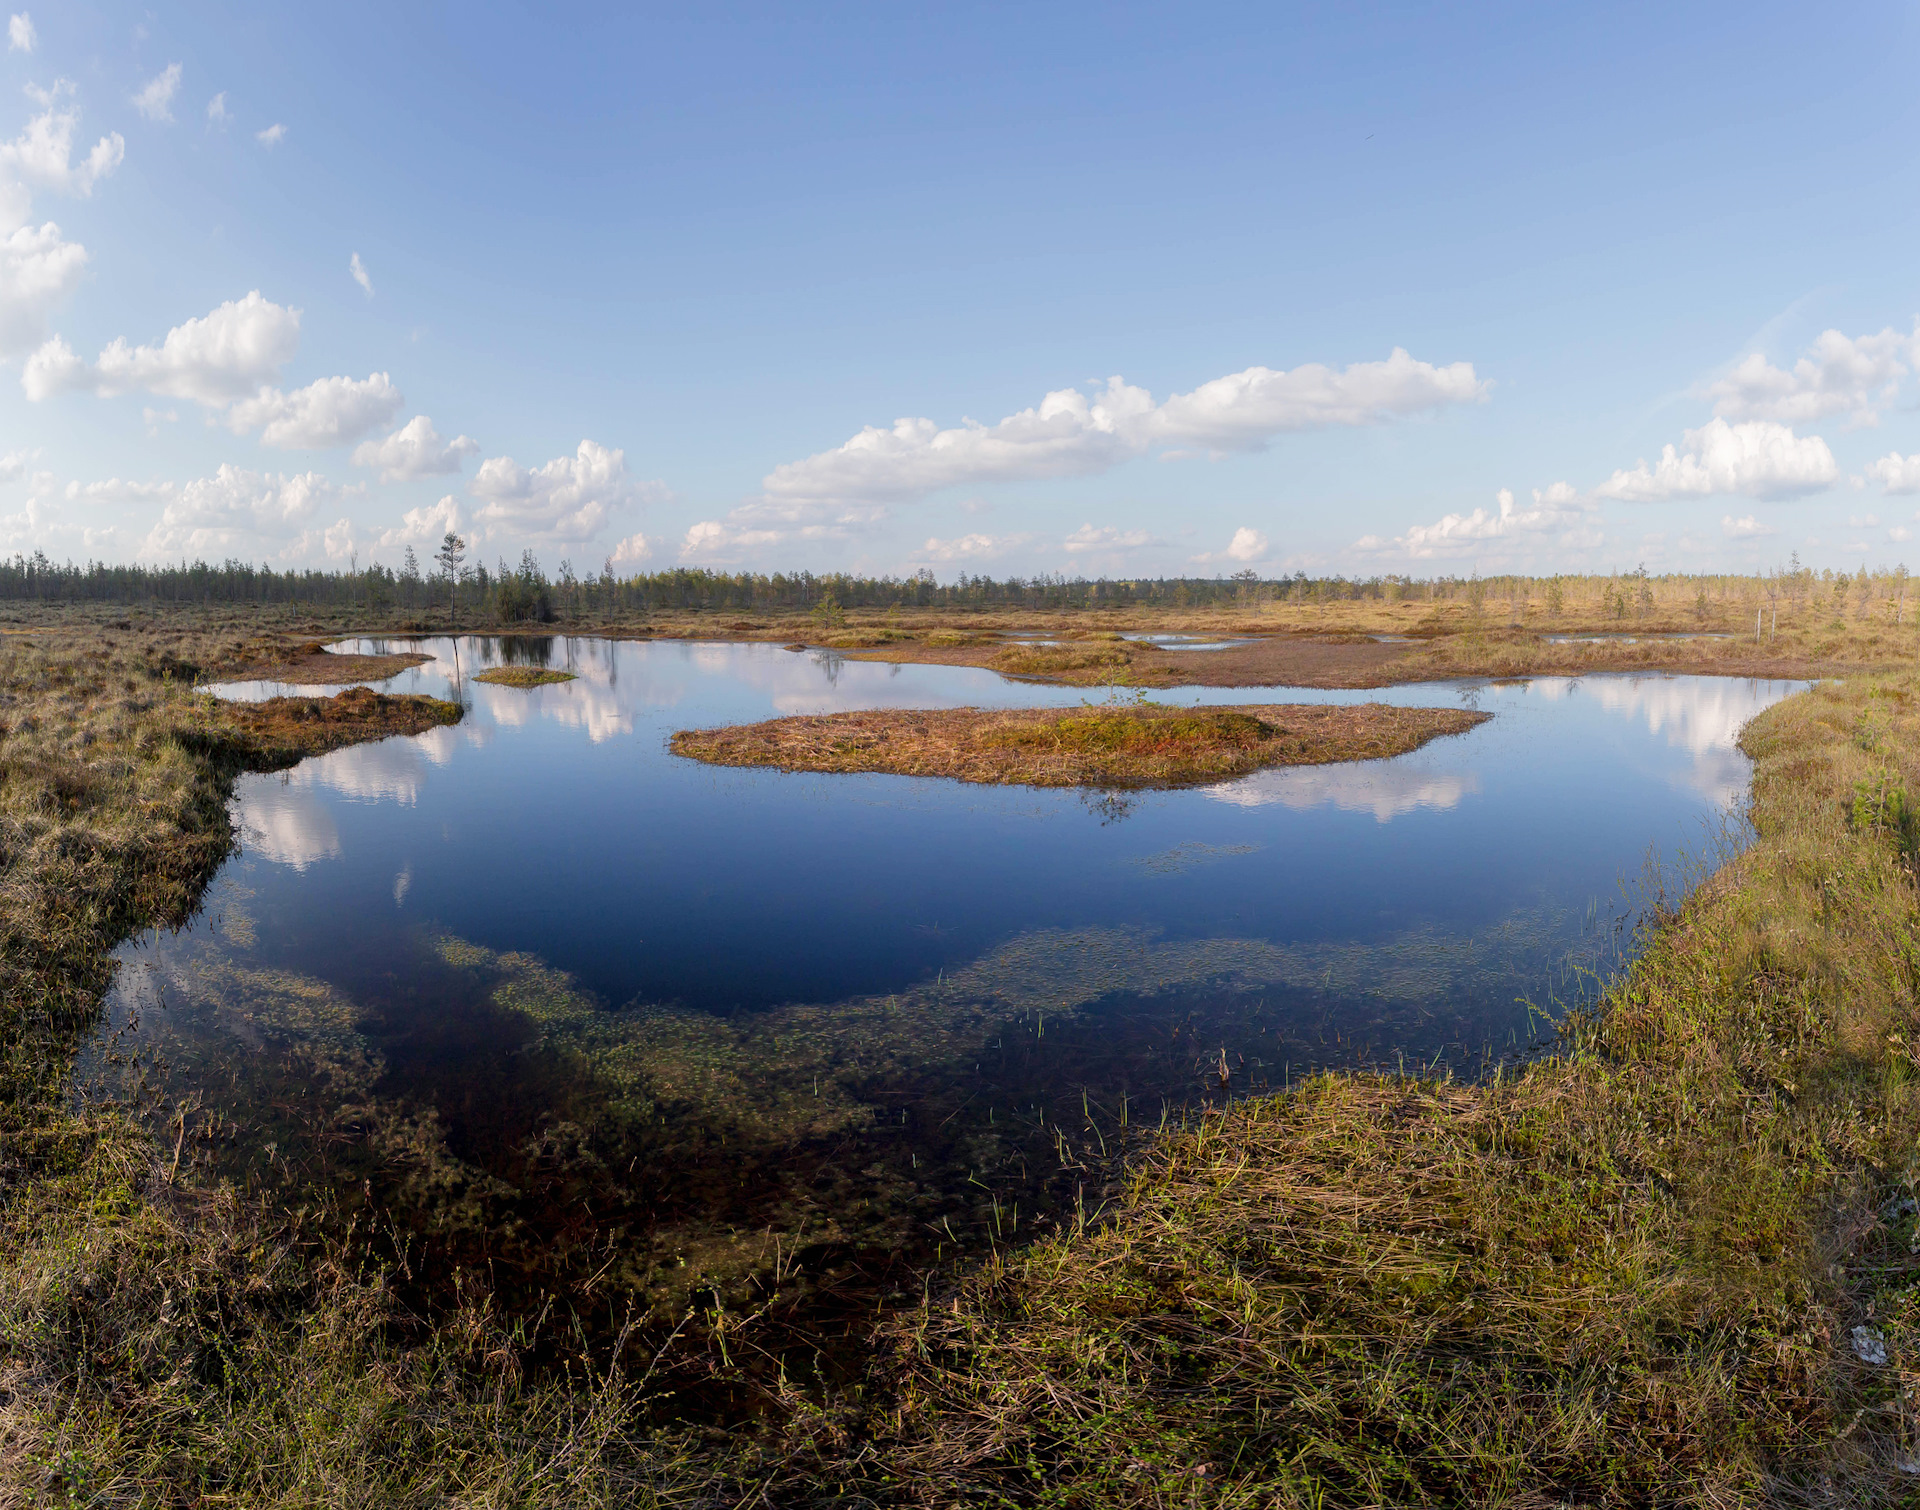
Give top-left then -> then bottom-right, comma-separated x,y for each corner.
218,641 -> 432,684
179,684 -> 462,763
671,701 -> 1488,788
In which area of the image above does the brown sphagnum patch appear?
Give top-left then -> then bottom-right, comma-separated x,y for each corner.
472,666 -> 577,687
670,701 -> 1488,787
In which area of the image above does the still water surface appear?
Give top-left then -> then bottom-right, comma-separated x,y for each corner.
91,639 -> 1802,1321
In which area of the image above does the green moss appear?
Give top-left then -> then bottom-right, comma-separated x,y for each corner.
472,666 -> 576,687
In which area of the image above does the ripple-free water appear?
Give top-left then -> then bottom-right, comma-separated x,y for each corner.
94,638 -> 1803,1323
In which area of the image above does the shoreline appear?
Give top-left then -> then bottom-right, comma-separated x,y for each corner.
161,604 -> 1893,694
0,601 -> 1911,1502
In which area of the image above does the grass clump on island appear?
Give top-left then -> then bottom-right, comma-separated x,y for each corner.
671,699 -> 1488,788
472,665 -> 577,687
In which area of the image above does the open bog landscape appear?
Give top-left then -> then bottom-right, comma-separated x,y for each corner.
9,5 -> 1920,1502
83,633 -> 1797,1332
1,579 -> 1916,1505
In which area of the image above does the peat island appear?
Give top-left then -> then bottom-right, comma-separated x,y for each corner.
671,699 -> 1488,788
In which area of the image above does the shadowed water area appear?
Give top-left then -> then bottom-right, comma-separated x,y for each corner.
83,637 -> 1803,1350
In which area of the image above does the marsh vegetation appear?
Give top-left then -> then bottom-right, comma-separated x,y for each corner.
0,594 -> 1913,1503
671,699 -> 1487,787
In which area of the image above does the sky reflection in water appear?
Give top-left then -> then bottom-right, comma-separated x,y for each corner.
201,637 -> 1795,1030
92,639 -> 1804,1313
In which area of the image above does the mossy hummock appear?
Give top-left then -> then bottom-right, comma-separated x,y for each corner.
472,666 -> 577,688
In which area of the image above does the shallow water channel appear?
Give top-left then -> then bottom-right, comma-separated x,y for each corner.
87,638 -> 1802,1334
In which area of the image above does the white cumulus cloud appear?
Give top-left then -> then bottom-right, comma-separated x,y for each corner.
1194,525 -> 1271,564
256,123 -> 285,148
912,532 -> 1030,563
680,520 -> 784,561
1064,523 -> 1155,554
132,63 -> 181,124
139,465 -> 345,557
64,476 -> 176,504
282,517 -> 360,563
24,290 -> 300,404
1721,514 -> 1775,540
761,350 -> 1485,513
1595,419 -> 1837,502
607,532 -> 653,566
8,13 -> 33,52
1362,483 -> 1598,560
226,372 -> 403,449
374,494 -> 462,553
0,221 -> 85,357
349,252 -> 372,297
1705,323 -> 1920,427
206,92 -> 229,126
1861,452 -> 1920,495
470,439 -> 661,542
0,81 -> 124,202
0,86 -> 122,359
352,415 -> 480,481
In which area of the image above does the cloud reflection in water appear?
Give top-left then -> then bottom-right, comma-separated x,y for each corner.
1205,764 -> 1479,822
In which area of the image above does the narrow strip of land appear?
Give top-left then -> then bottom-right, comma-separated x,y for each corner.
183,685 -> 463,763
218,640 -> 433,685
671,700 -> 1488,788
472,666 -> 576,687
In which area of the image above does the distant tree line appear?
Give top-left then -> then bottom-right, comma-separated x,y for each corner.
0,544 -> 1913,626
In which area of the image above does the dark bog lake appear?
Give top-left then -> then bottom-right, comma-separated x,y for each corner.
88,638 -> 1802,1333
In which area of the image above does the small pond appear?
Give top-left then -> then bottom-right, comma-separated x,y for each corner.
87,638 -> 1803,1334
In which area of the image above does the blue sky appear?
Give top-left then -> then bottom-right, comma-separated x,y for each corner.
5,1 -> 1920,579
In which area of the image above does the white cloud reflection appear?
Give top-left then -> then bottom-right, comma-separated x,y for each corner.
237,779 -> 339,868
1206,762 -> 1479,822
1575,673 -> 1792,806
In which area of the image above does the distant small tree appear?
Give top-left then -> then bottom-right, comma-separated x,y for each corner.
811,592 -> 846,631
1545,578 -> 1565,618
435,531 -> 466,625
1632,564 -> 1654,619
